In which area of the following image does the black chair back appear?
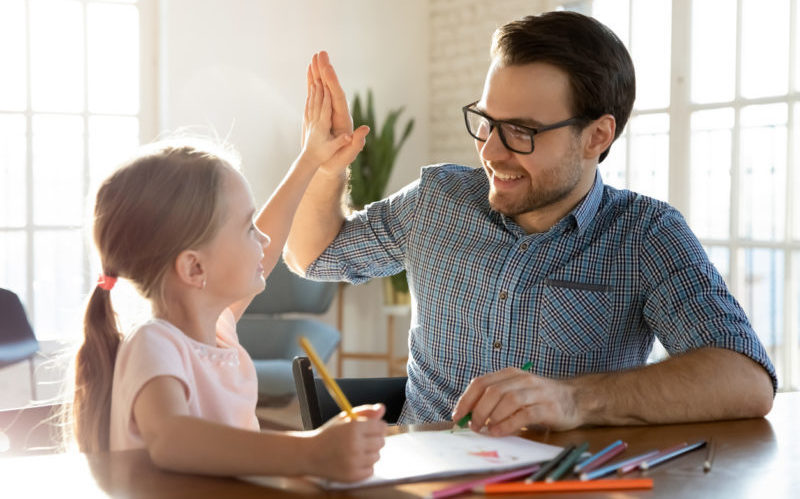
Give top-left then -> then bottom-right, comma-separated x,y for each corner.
0,288 -> 38,368
292,356 -> 407,430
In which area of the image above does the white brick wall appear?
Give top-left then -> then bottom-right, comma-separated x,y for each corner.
428,0 -> 555,167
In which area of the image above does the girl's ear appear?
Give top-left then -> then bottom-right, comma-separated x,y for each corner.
582,114 -> 616,160
174,250 -> 206,289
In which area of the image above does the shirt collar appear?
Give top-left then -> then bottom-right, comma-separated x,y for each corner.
494,169 -> 605,237
570,169 -> 605,237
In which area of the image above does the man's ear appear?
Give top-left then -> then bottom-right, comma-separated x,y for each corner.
583,114 -> 616,160
174,250 -> 206,289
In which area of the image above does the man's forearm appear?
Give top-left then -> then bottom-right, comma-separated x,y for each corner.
571,347 -> 774,426
284,168 -> 348,274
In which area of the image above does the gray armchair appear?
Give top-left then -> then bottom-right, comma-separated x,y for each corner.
237,260 -> 340,406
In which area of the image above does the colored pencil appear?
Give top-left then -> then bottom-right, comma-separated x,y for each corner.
574,440 -> 626,473
639,440 -> 706,470
453,361 -> 534,429
525,444 -> 575,482
425,465 -> 540,499
476,478 -> 654,494
580,449 -> 659,481
703,438 -> 715,472
546,441 -> 589,482
618,442 -> 687,474
299,337 -> 354,418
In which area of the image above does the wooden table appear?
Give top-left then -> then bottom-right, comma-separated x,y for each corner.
3,392 -> 798,498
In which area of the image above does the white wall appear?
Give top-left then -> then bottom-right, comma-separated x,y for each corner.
158,0 -> 429,204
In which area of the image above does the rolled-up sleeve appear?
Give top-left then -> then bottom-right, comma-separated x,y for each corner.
306,178 -> 419,285
640,209 -> 778,392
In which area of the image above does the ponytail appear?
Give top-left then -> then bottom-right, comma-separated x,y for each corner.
73,284 -> 122,452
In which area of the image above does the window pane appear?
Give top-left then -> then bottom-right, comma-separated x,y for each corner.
739,104 -> 787,241
0,0 -> 27,111
704,246 -> 730,284
794,103 -> 800,241
0,231 -> 27,303
737,248 -> 784,387
629,0 -> 670,110
592,0 -> 630,47
628,113 -> 669,201
30,0 -> 84,112
691,0 -> 736,103
0,114 -> 27,227
796,2 -> 800,93
794,251 -> 800,389
33,230 -> 84,339
690,109 -> 734,239
601,135 -> 627,190
740,0 -> 790,99
87,3 -> 139,114
88,116 -> 139,193
32,114 -> 84,226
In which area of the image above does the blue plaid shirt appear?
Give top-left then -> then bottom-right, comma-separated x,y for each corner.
307,164 -> 777,424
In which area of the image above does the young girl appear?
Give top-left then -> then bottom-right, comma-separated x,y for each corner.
72,55 -> 385,482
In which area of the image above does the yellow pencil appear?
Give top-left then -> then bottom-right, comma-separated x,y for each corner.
299,336 -> 355,418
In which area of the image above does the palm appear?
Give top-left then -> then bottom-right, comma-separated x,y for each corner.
301,51 -> 367,175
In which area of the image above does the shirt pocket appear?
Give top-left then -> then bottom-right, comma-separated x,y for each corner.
538,279 -> 612,354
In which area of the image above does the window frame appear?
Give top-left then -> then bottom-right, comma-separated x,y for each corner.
0,0 -> 157,340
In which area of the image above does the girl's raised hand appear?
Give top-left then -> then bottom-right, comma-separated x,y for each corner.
306,404 -> 387,482
300,54 -> 369,174
300,68 -> 360,169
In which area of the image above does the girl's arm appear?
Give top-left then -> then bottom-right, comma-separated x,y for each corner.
229,63 -> 362,320
133,375 -> 386,480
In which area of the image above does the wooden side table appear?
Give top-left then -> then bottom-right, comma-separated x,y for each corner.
336,283 -> 410,377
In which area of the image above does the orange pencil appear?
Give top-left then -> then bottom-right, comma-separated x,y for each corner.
476,478 -> 653,494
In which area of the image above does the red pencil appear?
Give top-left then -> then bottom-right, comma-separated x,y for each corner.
476,478 -> 654,494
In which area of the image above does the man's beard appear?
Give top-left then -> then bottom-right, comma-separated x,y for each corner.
487,142 -> 583,217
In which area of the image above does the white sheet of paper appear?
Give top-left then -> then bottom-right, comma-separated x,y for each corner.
242,428 -> 563,491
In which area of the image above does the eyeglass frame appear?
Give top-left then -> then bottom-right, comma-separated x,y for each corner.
462,100 -> 589,155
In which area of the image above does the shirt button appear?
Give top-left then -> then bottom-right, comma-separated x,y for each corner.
492,340 -> 502,350
520,242 -> 529,251
499,291 -> 508,300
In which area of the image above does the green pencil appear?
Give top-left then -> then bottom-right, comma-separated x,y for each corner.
546,441 -> 589,482
454,361 -> 534,429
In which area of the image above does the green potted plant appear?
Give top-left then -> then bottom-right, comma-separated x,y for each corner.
348,90 -> 414,305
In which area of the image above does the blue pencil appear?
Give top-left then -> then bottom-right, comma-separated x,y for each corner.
639,440 -> 706,470
580,449 -> 659,481
574,440 -> 625,473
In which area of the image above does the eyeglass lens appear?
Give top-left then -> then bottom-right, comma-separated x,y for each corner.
465,111 -> 533,153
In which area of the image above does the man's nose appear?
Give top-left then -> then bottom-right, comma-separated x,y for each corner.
479,127 -> 512,163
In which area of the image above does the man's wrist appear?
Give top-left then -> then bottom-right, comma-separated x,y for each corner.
567,374 -> 606,427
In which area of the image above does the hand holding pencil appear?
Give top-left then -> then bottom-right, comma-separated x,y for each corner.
299,337 -> 388,482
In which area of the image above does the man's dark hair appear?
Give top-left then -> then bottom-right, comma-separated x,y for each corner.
491,11 -> 635,163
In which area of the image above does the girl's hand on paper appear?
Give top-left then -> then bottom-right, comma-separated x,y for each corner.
451,367 -> 582,436
308,403 -> 387,482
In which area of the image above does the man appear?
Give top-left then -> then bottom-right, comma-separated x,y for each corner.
285,11 -> 776,435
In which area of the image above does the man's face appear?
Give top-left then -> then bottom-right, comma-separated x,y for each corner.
475,61 -> 592,220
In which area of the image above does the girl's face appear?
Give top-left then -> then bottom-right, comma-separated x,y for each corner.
202,169 -> 269,302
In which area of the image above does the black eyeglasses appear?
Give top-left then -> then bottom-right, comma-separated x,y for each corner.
462,100 -> 586,154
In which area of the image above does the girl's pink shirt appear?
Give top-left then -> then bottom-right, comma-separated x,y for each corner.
109,308 -> 260,451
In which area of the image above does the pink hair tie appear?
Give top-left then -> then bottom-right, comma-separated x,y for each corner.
97,274 -> 117,291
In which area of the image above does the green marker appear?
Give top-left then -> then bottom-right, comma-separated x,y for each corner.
454,361 -> 534,429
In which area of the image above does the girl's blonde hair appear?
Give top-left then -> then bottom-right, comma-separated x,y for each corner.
73,140 -> 238,452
